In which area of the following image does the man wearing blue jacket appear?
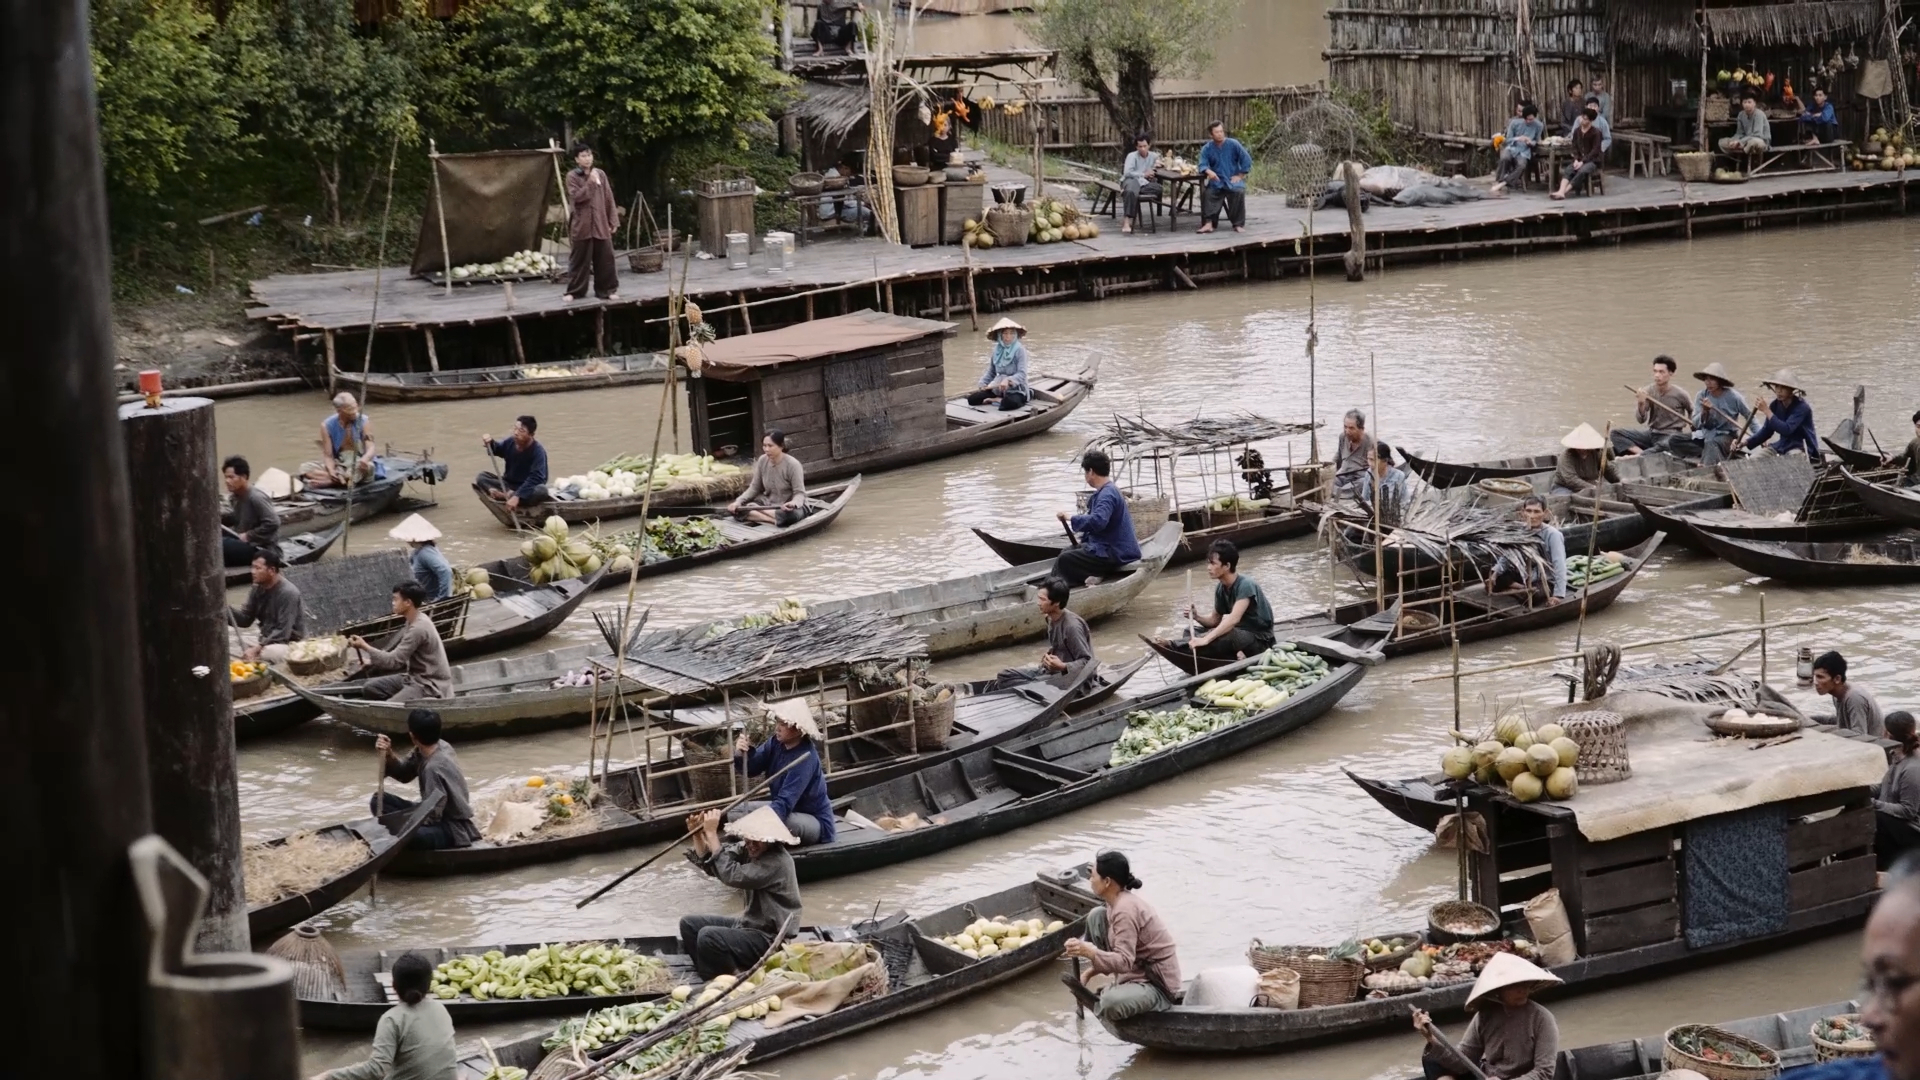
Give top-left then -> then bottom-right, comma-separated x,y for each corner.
475,414 -> 551,512
1054,450 -> 1141,586
1745,371 -> 1822,460
1196,121 -> 1253,234
731,698 -> 834,845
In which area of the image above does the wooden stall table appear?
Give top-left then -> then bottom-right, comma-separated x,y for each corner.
1152,169 -> 1200,228
894,182 -> 940,247
1616,130 -> 1673,177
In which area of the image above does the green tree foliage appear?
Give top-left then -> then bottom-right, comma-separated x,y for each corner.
469,0 -> 791,182
1028,0 -> 1229,144
90,0 -> 244,197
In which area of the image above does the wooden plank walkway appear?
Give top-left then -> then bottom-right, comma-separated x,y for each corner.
247,164 -> 1918,336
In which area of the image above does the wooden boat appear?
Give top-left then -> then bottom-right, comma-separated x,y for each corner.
1398,449 -> 1558,489
383,666 -> 1100,877
474,479 -> 860,592
272,474 -> 407,538
1145,534 -> 1664,675
1099,729 -> 1883,1053
223,523 -> 342,587
333,352 -> 673,403
1691,531 -> 1920,585
247,793 -> 441,943
1346,771 -> 1455,834
787,650 -> 1366,882
304,874 -> 1099,1076
810,521 -> 1181,659
1841,464 -> 1920,528
234,687 -> 328,741
1825,436 -> 1886,471
1436,997 -> 1862,1080
972,504 -> 1315,571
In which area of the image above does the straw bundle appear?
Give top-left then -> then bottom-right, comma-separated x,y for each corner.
243,831 -> 369,905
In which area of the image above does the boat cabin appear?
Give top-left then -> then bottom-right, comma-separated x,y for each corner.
1457,720 -> 1890,963
685,309 -> 956,474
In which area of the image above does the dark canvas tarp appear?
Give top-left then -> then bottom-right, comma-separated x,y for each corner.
410,149 -> 558,277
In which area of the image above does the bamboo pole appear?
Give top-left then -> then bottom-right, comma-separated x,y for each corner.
1370,351 -> 1383,611
431,139 -> 452,297
1571,422 -> 1611,661
1759,592 -> 1768,686
1410,615 -> 1830,683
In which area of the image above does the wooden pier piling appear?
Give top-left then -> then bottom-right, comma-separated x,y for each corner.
121,396 -> 250,954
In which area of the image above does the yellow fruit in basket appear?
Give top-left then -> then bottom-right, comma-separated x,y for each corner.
526,776 -> 546,788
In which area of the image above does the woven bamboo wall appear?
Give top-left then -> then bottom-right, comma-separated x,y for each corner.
977,86 -> 1326,150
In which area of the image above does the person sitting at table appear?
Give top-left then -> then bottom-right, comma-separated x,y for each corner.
1584,94 -> 1612,154
1720,92 -> 1772,159
1121,132 -> 1161,235
1798,87 -> 1839,145
967,317 -> 1030,411
1550,108 -> 1604,201
1196,120 -> 1252,235
1590,76 -> 1613,124
1744,370 -> 1821,460
1490,101 -> 1544,196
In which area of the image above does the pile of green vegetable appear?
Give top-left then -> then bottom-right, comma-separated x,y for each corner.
625,515 -> 726,562
1566,554 -> 1624,588
1194,646 -> 1330,710
1109,704 -> 1238,767
430,942 -> 668,1001
542,999 -> 730,1059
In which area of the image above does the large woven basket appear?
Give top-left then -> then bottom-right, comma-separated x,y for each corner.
788,172 -> 825,197
1360,932 -> 1426,971
845,944 -> 892,1005
627,246 -> 665,273
1246,942 -> 1363,1008
1427,899 -> 1501,945
1676,151 -> 1714,182
1561,710 -> 1631,783
1812,1014 -> 1876,1063
851,683 -> 955,751
231,670 -> 270,700
1663,1025 -> 1781,1080
681,736 -> 741,803
985,206 -> 1031,247
1704,95 -> 1731,122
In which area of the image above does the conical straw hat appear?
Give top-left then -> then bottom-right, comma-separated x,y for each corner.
1465,952 -> 1562,1011
1560,422 -> 1606,450
1761,370 -> 1804,395
725,806 -> 801,845
387,513 -> 442,543
1693,361 -> 1735,386
766,697 -> 823,741
986,316 -> 1027,339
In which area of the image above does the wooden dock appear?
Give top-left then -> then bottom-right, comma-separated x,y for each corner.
248,165 -> 1920,375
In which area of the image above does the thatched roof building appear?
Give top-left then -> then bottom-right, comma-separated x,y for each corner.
1327,0 -> 1906,144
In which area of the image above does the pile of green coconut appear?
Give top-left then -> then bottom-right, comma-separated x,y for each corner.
1440,714 -> 1582,803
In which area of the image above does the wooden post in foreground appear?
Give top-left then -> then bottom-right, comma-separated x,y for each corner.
1342,162 -> 1367,281
121,396 -> 250,953
5,1 -> 159,1076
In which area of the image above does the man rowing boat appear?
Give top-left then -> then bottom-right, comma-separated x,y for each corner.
1745,370 -> 1822,460
1612,355 -> 1693,457
229,550 -> 304,662
220,455 -> 282,567
679,807 -> 803,979
1180,539 -> 1275,662
1551,423 -> 1618,495
1681,362 -> 1752,465
730,698 -> 834,846
348,581 -> 452,702
476,415 -> 551,512
1053,450 -> 1140,587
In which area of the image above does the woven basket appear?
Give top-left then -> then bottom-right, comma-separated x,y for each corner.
1360,932 -> 1426,971
985,206 -> 1031,247
1676,151 -> 1714,182
1663,1025 -> 1782,1080
892,165 -> 930,187
1812,1015 -> 1876,1062
288,648 -> 345,677
681,736 -> 741,803
1561,710 -> 1631,783
1475,477 -> 1536,500
849,677 -> 955,750
231,670 -> 270,700
822,174 -> 849,192
788,172 -> 825,197
845,944 -> 892,1005
1705,95 -> 1731,122
1427,900 -> 1501,945
628,246 -> 665,273
530,1047 -> 592,1080
1245,942 -> 1363,1008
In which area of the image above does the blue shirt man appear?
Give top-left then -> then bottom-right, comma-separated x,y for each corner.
412,543 -> 453,601
1196,122 -> 1254,232
477,414 -> 551,511
1054,450 -> 1142,585
1746,374 -> 1821,460
734,701 -> 834,845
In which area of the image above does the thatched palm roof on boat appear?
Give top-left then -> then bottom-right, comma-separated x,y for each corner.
1606,0 -> 1879,54
1326,492 -> 1551,584
614,609 -> 928,697
1086,413 -> 1317,457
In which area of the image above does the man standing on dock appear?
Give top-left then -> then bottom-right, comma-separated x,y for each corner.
563,142 -> 620,303
1196,121 -> 1251,234
1054,450 -> 1140,586
1613,355 -> 1694,456
477,415 -> 550,513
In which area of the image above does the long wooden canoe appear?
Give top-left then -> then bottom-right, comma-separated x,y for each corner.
1691,530 -> 1920,585
302,875 -> 1099,1070
247,793 -> 441,943
234,685 -> 333,741
266,454 -> 445,538
1146,534 -> 1664,675
1825,436 -> 1886,471
334,353 -> 674,403
223,523 -> 342,587
274,640 -> 612,740
1841,464 -> 1920,528
1398,449 -> 1558,489
973,504 -> 1316,571
787,650 -> 1366,882
477,368 -> 1097,530
383,665 -> 1100,877
475,478 -> 860,592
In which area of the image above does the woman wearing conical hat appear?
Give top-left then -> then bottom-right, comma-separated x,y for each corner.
1685,362 -> 1753,466
1550,423 -> 1619,496
967,318 -> 1031,412
679,805 -> 804,979
1743,369 -> 1823,461
388,513 -> 452,602
1412,952 -> 1562,1080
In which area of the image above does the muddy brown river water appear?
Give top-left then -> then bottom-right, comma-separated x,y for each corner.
226,220 -> 1920,1078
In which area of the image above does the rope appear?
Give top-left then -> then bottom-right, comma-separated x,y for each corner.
1581,643 -> 1622,701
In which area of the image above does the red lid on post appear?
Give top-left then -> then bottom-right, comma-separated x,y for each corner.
138,370 -> 163,396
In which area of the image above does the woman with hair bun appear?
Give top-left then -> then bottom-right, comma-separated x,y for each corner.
313,952 -> 456,1080
1876,711 -> 1920,869
1061,850 -> 1181,1021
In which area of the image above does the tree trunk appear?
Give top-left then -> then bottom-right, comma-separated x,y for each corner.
1070,45 -> 1134,151
1116,51 -> 1157,140
315,151 -> 342,228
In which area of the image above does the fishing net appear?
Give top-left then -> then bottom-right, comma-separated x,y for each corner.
1255,99 -> 1370,206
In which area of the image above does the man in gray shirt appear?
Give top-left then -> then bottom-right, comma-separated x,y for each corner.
229,550 -> 305,662
989,576 -> 1094,690
728,429 -> 810,527
372,708 -> 479,849
1332,409 -> 1377,496
679,806 -> 803,978
349,580 -> 452,701
1613,355 -> 1694,456
1813,650 -> 1886,737
220,455 -> 281,566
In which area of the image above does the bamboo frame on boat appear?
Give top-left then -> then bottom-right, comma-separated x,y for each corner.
1409,614 -> 1831,684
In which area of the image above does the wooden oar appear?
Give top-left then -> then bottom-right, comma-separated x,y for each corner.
1060,518 -> 1078,547
1621,384 -> 1694,429
1414,1008 -> 1490,1080
370,748 -> 385,903
1185,568 -> 1200,671
574,754 -> 809,909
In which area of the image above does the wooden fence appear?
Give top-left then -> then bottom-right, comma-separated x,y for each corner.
977,85 -> 1327,152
